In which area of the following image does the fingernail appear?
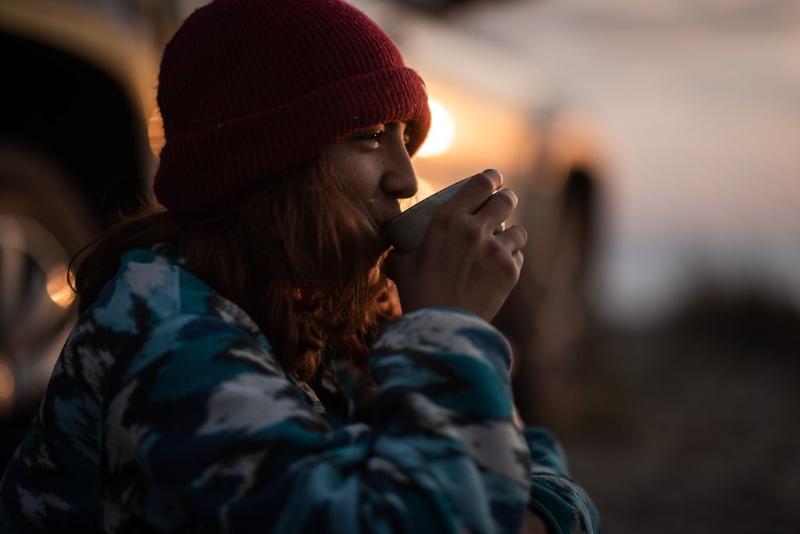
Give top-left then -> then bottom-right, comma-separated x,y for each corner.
482,169 -> 503,189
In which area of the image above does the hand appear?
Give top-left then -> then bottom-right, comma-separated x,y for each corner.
384,169 -> 527,322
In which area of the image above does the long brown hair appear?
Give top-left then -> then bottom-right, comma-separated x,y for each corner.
73,156 -> 396,381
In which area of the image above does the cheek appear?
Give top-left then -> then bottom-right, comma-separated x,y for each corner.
323,143 -> 382,204
340,162 -> 382,204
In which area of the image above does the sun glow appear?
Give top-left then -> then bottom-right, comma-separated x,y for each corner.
46,264 -> 75,309
0,359 -> 14,414
416,98 -> 455,158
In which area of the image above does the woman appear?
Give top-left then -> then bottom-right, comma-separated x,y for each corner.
0,0 -> 599,532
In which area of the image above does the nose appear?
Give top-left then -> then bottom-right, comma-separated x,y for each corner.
381,137 -> 418,200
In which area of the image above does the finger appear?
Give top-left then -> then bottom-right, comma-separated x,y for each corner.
494,225 -> 528,254
445,169 -> 504,214
476,189 -> 518,229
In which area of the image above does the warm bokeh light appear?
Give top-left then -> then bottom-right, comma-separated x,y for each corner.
416,98 -> 455,158
46,264 -> 75,309
0,359 -> 14,410
148,106 -> 165,157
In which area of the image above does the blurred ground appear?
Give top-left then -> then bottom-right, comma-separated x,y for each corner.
535,290 -> 800,534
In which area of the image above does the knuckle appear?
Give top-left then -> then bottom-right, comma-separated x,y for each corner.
463,219 -> 482,240
494,190 -> 515,210
432,207 -> 459,230
482,168 -> 504,188
487,237 -> 505,259
499,255 -> 518,279
472,173 -> 495,192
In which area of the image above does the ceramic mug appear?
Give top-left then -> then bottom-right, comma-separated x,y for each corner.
383,177 -> 506,253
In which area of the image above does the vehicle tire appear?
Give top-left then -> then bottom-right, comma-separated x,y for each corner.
0,145 -> 96,425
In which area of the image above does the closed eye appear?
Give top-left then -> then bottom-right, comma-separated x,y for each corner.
350,128 -> 385,146
350,123 -> 411,147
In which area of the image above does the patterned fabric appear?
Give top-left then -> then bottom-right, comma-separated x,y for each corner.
0,248 -> 600,533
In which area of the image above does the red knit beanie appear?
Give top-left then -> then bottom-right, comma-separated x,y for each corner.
152,0 -> 431,216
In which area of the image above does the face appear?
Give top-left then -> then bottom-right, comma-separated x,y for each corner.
322,121 -> 419,255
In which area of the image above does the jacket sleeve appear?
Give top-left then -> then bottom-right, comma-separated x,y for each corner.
524,428 -> 602,534
103,308 -> 532,533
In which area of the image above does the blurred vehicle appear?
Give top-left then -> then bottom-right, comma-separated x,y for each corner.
0,0 -> 605,464
0,0 -> 165,462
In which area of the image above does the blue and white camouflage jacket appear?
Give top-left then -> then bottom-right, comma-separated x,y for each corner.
0,248 -> 600,533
